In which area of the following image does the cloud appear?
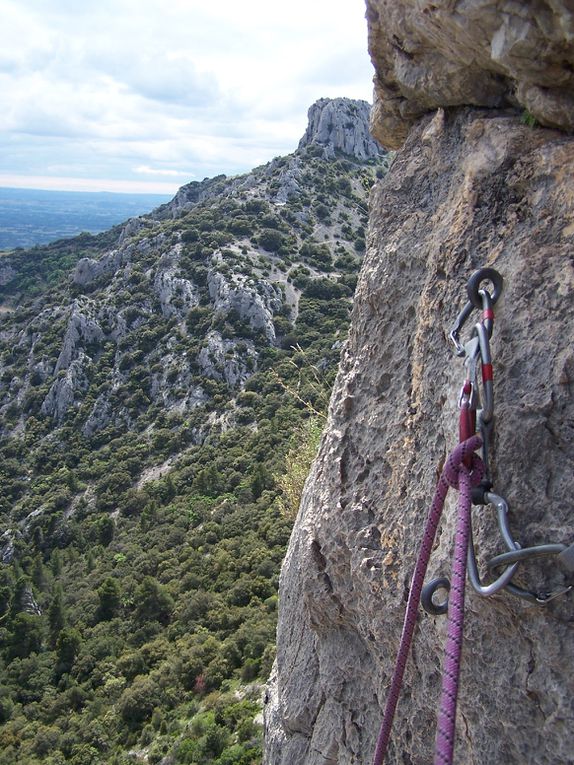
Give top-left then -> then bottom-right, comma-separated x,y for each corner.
0,0 -> 375,193
0,173 -> 178,194
135,165 -> 194,177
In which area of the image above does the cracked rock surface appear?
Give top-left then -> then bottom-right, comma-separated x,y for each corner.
366,0 -> 574,148
265,108 -> 574,764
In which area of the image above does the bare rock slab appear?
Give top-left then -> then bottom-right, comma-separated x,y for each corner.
265,108 -> 574,765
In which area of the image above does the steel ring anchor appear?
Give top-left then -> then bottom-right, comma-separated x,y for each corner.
421,577 -> 451,616
449,267 -> 503,356
467,268 -> 504,309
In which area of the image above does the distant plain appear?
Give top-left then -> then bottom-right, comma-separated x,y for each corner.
0,187 -> 172,250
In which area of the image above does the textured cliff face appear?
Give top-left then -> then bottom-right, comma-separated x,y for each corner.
266,105 -> 574,765
366,0 -> 574,149
265,7 -> 574,763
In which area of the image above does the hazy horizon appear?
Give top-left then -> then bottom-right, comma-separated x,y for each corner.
0,186 -> 173,249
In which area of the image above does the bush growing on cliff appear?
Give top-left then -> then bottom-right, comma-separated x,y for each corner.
275,418 -> 324,519
257,228 -> 286,253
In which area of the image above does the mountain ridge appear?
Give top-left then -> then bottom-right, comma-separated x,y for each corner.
0,97 -> 387,765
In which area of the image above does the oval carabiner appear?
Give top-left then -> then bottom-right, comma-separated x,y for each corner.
467,268 -> 503,309
474,321 -> 494,424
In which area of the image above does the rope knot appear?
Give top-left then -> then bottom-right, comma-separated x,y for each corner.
443,436 -> 484,489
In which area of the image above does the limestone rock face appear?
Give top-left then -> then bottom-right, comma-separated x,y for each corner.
154,247 -> 199,319
366,0 -> 574,148
55,298 -> 105,373
197,330 -> 258,388
298,98 -> 384,160
156,175 -> 229,219
41,355 -> 91,421
265,109 -> 574,764
207,267 -> 282,343
72,248 -> 127,287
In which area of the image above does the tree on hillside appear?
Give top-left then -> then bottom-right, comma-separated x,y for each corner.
96,577 -> 121,622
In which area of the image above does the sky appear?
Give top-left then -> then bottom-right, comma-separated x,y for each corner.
0,0 -> 375,195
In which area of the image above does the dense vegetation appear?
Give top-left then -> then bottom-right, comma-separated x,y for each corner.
0,136 -> 387,764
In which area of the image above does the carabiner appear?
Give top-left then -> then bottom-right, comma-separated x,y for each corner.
466,492 -> 520,597
487,544 -> 573,605
450,300 -> 474,356
480,289 -> 495,339
474,321 -> 494,423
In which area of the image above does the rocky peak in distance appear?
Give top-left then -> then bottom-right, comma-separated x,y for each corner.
298,97 -> 383,161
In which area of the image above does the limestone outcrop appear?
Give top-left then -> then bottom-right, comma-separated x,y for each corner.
299,98 -> 384,160
366,0 -> 574,149
207,267 -> 282,343
266,23 -> 574,760
154,247 -> 199,319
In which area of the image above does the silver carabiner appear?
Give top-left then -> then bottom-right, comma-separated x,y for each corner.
488,543 -> 573,605
467,492 -> 520,597
450,300 -> 474,356
474,321 -> 494,424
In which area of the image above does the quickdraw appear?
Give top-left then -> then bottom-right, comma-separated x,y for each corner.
372,268 -> 574,765
424,268 -> 574,609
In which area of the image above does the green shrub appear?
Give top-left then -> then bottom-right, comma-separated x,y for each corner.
258,229 -> 286,253
117,676 -> 160,726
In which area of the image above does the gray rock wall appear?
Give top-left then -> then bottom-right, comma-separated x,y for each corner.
366,0 -> 574,149
265,107 -> 574,764
298,98 -> 384,160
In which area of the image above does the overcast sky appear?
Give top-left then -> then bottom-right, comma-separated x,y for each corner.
0,0 -> 374,195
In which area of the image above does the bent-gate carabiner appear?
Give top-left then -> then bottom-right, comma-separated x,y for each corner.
467,493 -> 520,597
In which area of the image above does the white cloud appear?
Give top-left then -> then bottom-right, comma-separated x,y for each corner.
0,0 -> 375,193
0,173 -> 179,194
135,165 -> 194,177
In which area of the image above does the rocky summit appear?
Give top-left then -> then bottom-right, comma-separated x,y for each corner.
0,98 -> 388,765
298,98 -> 382,161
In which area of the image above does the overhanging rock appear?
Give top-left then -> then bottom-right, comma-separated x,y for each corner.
366,0 -> 574,148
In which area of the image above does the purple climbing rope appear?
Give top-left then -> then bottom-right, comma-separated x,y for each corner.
372,435 -> 484,765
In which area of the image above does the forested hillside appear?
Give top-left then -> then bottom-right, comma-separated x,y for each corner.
0,99 -> 387,765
